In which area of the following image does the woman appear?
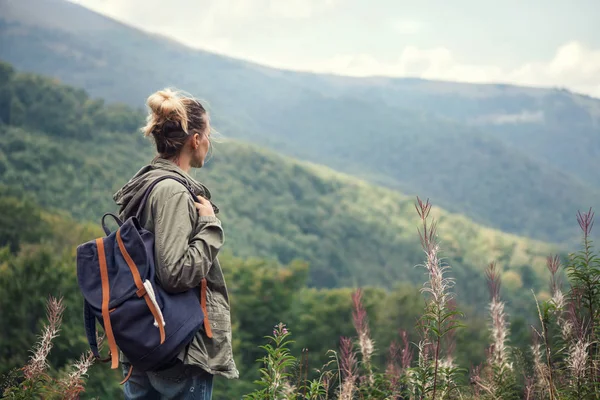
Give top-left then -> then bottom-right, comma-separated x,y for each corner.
112,88 -> 238,400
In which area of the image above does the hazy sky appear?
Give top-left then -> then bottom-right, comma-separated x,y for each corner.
69,0 -> 600,97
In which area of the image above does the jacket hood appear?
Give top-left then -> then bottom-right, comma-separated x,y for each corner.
113,158 -> 216,219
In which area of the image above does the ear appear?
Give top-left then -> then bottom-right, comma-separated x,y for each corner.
191,133 -> 201,149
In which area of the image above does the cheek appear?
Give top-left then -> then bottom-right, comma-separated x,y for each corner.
200,137 -> 210,153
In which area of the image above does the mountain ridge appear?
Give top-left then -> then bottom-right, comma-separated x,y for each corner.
1,0 -> 598,245
0,62 -> 559,310
8,0 -> 599,100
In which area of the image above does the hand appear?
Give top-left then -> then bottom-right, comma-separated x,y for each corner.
195,196 -> 215,217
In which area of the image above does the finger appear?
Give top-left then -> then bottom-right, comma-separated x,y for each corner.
196,195 -> 210,205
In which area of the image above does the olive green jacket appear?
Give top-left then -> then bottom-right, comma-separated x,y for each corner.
112,158 -> 239,379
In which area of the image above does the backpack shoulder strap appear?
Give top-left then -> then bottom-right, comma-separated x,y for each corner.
135,175 -> 199,221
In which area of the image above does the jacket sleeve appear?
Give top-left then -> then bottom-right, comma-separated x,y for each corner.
152,190 -> 224,293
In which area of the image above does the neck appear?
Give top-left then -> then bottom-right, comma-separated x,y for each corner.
162,153 -> 192,173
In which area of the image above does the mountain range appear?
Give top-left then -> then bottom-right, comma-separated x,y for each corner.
0,0 -> 598,246
0,60 -> 558,313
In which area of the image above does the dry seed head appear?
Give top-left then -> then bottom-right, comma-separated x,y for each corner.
23,297 -> 65,379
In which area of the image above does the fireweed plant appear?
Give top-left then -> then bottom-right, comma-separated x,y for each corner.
4,201 -> 600,399
2,296 -> 99,400
243,201 -> 600,399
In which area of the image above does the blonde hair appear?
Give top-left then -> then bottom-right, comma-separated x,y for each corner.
141,88 -> 208,157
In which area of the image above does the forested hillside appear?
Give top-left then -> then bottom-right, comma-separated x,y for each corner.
282,71 -> 600,189
0,183 -> 509,399
0,64 -> 502,396
1,64 -> 596,399
0,61 -> 557,307
1,0 -> 598,244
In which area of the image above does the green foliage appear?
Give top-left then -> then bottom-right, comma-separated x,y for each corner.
566,210 -> 600,337
1,296 -> 97,400
243,323 -> 308,400
0,185 -> 50,252
0,61 -> 559,314
402,198 -> 466,400
0,209 -> 123,399
0,198 -> 495,399
0,62 -> 568,397
0,65 -> 144,138
1,2 -> 599,244
2,60 -> 599,398
238,206 -> 600,399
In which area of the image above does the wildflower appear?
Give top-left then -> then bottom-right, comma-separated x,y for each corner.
547,256 -> 563,306
531,337 -> 548,395
400,330 -> 413,370
273,323 -> 288,338
415,197 -> 455,312
486,262 -> 512,373
567,339 -> 589,383
414,197 -> 461,400
545,255 -> 575,350
23,296 -> 65,380
59,350 -> 96,400
469,364 -> 483,398
576,208 -> 594,240
280,381 -> 295,399
339,336 -> 357,400
524,376 -> 535,400
386,340 -> 401,386
351,288 -> 374,383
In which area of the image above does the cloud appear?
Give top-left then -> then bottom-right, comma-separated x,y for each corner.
276,41 -> 600,98
389,19 -> 424,35
69,0 -> 338,24
68,0 -> 340,54
268,0 -> 339,19
509,41 -> 600,96
470,111 -> 545,126
66,1 -> 600,97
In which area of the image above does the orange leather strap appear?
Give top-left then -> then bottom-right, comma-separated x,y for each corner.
201,278 -> 212,338
97,238 -> 119,369
120,364 -> 134,385
116,230 -> 145,289
116,229 -> 166,344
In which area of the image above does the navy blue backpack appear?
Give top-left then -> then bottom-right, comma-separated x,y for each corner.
76,176 -> 207,382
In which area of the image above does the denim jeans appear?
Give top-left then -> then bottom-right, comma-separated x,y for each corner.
122,360 -> 213,400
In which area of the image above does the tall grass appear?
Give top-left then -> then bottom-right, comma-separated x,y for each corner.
4,200 -> 600,399
243,200 -> 600,399
2,296 -> 99,399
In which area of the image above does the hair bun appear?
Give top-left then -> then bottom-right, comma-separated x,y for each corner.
143,88 -> 189,136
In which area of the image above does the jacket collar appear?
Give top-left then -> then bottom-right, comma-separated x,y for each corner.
149,158 -> 213,199
113,157 -> 218,219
